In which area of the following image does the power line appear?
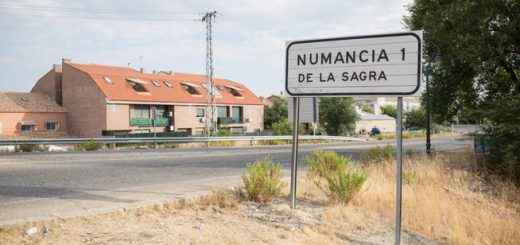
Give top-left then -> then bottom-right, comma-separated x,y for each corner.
0,12 -> 195,21
0,3 -> 197,21
0,3 -> 194,15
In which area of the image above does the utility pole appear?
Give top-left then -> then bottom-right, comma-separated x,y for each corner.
200,11 -> 218,136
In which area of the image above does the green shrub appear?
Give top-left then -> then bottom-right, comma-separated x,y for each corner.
361,145 -> 396,164
304,150 -> 368,204
216,129 -> 232,136
18,144 -> 41,152
241,156 -> 285,203
322,163 -> 369,205
82,140 -> 103,151
304,150 -> 349,179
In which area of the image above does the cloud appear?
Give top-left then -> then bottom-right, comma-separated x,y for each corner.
0,0 -> 413,96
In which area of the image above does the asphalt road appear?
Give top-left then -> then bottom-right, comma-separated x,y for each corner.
0,135 -> 472,224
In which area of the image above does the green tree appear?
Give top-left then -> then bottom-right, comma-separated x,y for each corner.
404,0 -> 520,123
264,98 -> 287,129
271,119 -> 304,136
319,98 -> 358,135
360,105 -> 374,114
404,107 -> 426,129
380,105 -> 397,118
405,0 -> 520,183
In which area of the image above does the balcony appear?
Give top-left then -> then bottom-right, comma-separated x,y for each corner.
129,118 -> 171,126
130,118 -> 152,126
217,117 -> 243,125
154,117 -> 171,126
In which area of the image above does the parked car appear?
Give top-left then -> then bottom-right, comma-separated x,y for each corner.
370,126 -> 381,136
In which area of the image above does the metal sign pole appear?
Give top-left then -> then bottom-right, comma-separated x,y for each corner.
395,97 -> 403,245
290,97 -> 300,209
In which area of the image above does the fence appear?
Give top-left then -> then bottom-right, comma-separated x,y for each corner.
0,135 -> 366,146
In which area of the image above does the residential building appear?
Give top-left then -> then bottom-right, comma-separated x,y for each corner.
355,110 -> 396,134
32,59 -> 264,138
0,92 -> 67,138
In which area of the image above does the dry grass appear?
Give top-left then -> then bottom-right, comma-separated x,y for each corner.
309,150 -> 520,245
1,150 -> 519,244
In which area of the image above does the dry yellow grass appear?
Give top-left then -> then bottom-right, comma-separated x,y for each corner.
1,150 -> 518,244
311,150 -> 520,245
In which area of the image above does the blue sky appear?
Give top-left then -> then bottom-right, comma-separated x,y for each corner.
0,0 -> 413,97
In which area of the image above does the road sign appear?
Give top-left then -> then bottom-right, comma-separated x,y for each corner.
288,97 -> 319,123
286,31 -> 422,96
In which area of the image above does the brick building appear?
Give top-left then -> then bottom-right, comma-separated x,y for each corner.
0,92 -> 67,138
31,59 -> 264,138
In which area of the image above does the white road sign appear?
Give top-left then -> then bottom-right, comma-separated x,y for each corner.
285,31 -> 423,96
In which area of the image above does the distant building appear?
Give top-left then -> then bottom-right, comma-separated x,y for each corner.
32,59 -> 264,138
260,94 -> 284,108
354,96 -> 421,115
355,110 -> 396,134
0,92 -> 67,138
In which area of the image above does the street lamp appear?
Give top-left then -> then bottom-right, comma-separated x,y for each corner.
425,41 -> 442,155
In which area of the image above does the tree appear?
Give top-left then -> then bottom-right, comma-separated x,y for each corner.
404,0 -> 520,123
319,98 -> 358,135
380,105 -> 397,118
405,0 -> 520,183
404,107 -> 426,129
264,98 -> 287,129
360,105 -> 374,114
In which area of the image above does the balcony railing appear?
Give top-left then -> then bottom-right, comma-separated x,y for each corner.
217,117 -> 243,125
129,118 -> 171,126
154,118 -> 171,126
130,118 -> 152,126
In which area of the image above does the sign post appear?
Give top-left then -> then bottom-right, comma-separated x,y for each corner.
285,31 -> 422,245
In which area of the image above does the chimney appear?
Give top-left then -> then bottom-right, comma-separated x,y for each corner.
62,58 -> 71,64
152,70 -> 156,74
140,67 -> 145,73
53,64 -> 62,73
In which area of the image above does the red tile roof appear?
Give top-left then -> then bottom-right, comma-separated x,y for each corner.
66,63 -> 263,105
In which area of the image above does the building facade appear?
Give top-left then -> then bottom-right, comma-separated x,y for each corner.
32,59 -> 264,138
0,92 -> 67,139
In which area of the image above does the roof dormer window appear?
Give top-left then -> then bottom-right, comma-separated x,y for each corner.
151,80 -> 160,87
202,83 -> 221,96
103,76 -> 113,84
225,85 -> 243,97
216,85 -> 224,91
163,81 -> 173,88
126,78 -> 149,93
181,82 -> 201,95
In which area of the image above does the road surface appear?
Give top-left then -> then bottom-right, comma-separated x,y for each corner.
0,135 -> 471,225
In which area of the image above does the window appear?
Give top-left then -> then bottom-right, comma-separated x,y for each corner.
183,85 -> 200,95
232,106 -> 243,123
196,108 -> 205,117
46,122 -> 59,131
153,105 -> 167,118
225,85 -> 243,97
103,76 -> 113,84
21,125 -> 34,132
126,79 -> 149,93
216,85 -> 224,91
163,81 -> 173,88
181,82 -> 201,95
151,80 -> 160,87
133,105 -> 150,118
217,106 -> 228,118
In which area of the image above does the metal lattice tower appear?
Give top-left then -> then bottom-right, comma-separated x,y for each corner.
200,11 -> 218,136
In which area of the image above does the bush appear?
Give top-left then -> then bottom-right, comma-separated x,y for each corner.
322,163 -> 368,205
305,150 -> 368,204
18,144 -> 41,152
216,129 -> 232,136
241,156 -> 285,203
304,150 -> 349,179
82,140 -> 103,151
210,141 -> 235,147
361,145 -> 395,164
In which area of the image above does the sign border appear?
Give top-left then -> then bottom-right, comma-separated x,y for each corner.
285,32 -> 422,96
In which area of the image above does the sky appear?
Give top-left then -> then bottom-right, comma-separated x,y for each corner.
0,0 -> 414,97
